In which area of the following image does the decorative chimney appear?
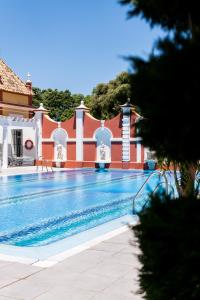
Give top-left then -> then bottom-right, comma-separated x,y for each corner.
76,100 -> 89,111
25,72 -> 32,91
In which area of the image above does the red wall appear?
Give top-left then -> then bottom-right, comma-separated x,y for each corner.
42,115 -> 58,138
130,142 -> 137,162
61,116 -> 76,138
111,142 -> 122,161
130,113 -> 137,137
141,145 -> 145,162
83,142 -> 96,161
67,142 -> 76,160
104,114 -> 122,138
83,113 -> 101,138
42,143 -> 54,160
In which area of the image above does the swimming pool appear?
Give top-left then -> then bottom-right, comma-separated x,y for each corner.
0,169 -> 159,248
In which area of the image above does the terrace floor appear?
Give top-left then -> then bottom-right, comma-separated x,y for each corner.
0,166 -> 64,176
0,230 -> 142,300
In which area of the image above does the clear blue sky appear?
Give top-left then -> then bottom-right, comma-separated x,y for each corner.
0,0 -> 163,95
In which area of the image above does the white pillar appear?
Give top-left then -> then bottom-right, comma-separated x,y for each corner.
121,107 -> 131,162
136,142 -> 142,163
122,115 -> 130,161
75,100 -> 89,161
76,109 -> 83,161
35,117 -> 42,160
144,147 -> 148,161
2,125 -> 8,169
34,103 -> 47,160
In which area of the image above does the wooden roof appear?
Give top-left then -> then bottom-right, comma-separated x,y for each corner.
0,59 -> 33,95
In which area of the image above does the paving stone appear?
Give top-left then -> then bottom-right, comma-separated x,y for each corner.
34,286 -> 95,300
26,269 -> 80,288
0,268 -> 20,290
102,277 -> 140,298
0,296 -> 19,300
91,293 -> 141,300
90,241 -> 127,253
55,251 -> 103,273
0,231 -> 142,300
0,263 -> 42,280
61,249 -> 109,264
110,252 -> 140,267
0,279 -> 49,300
121,244 -> 140,254
0,262 -> 12,269
103,231 -> 134,245
91,283 -> 142,299
113,251 -> 135,262
88,260 -> 134,279
0,278 -> 18,290
69,273 -> 117,292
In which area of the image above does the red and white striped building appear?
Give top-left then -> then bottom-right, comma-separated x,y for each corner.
35,101 -> 147,169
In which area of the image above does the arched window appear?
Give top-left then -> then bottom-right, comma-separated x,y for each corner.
94,127 -> 112,162
51,128 -> 68,161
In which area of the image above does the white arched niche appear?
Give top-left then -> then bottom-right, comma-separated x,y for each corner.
51,128 -> 68,162
94,127 -> 112,162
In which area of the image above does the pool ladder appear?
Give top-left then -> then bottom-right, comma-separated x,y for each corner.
37,156 -> 53,172
132,170 -> 174,212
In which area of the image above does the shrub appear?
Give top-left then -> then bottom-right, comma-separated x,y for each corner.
133,194 -> 200,300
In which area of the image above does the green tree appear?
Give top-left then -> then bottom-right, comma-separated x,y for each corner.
90,72 -> 131,119
33,88 -> 91,121
32,72 -> 131,122
121,0 -> 200,197
32,87 -> 43,108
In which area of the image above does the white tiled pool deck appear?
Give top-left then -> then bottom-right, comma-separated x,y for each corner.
0,166 -> 65,176
0,230 -> 142,300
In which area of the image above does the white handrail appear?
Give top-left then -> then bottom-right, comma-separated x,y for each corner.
37,156 -> 53,172
132,170 -> 170,213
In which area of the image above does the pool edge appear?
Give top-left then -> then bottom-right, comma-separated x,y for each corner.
0,215 -> 138,267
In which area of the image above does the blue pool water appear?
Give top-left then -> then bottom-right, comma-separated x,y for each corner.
0,169 -> 160,247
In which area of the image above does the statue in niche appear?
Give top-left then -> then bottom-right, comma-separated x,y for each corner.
100,142 -> 106,161
56,144 -> 63,161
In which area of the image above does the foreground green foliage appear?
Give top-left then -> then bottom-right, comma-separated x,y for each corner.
134,194 -> 200,300
120,1 -> 200,299
120,0 -> 199,34
121,0 -> 200,197
130,39 -> 200,164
